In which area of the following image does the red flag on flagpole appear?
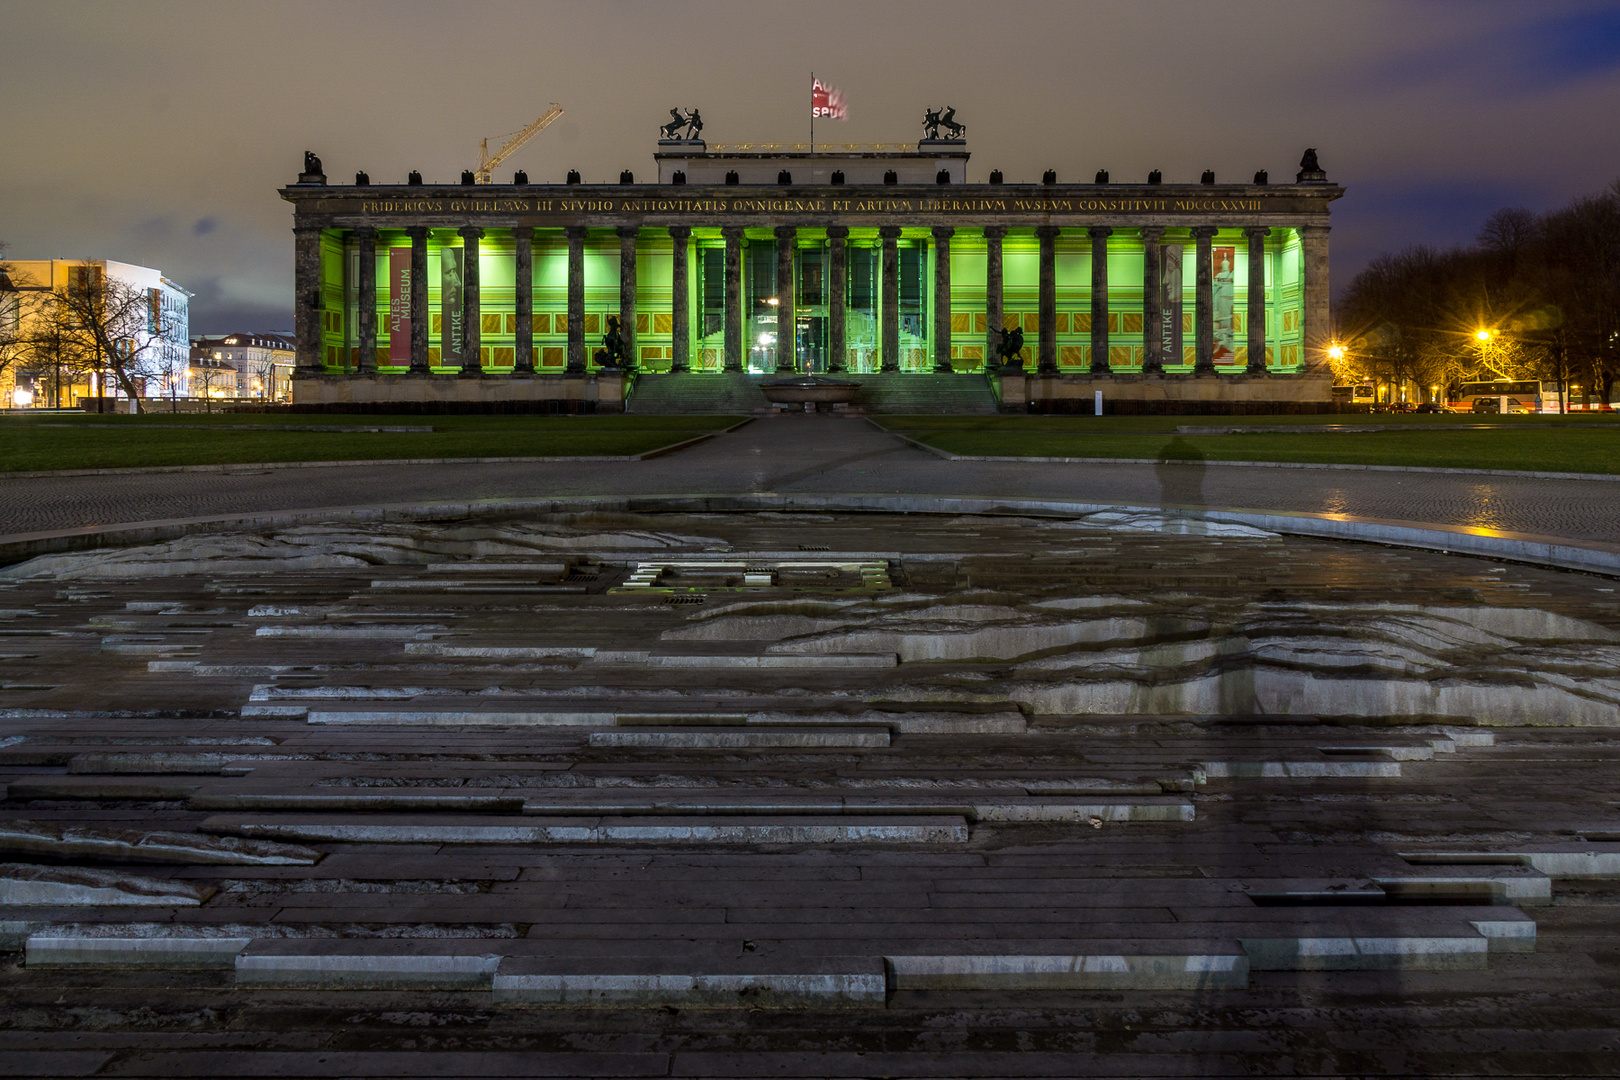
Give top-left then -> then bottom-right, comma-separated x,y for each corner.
812,77 -> 847,120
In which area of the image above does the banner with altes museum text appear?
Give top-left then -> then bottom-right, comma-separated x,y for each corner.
388,247 -> 410,365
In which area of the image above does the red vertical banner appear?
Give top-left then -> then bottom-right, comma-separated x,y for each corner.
389,247 -> 410,365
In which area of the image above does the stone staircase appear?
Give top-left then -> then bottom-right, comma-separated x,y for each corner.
627,371 -> 998,414
850,372 -> 999,414
625,373 -> 769,414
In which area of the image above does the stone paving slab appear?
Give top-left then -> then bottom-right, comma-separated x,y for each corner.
0,503 -> 1617,1073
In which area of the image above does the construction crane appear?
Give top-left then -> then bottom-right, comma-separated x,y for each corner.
475,103 -> 564,184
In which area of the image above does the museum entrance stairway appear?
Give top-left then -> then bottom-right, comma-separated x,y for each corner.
625,373 -> 770,414
627,372 -> 999,414
848,372 -> 998,414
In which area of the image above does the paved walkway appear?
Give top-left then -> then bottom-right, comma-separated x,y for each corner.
2,415 -> 1617,544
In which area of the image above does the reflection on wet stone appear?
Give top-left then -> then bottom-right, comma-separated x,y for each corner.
1,508 -> 1617,1066
1155,436 -> 1208,525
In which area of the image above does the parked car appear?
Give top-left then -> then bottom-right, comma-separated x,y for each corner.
1470,398 -> 1501,414
1414,402 -> 1444,413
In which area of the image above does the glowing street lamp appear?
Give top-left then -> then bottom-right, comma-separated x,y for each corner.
1326,342 -> 1345,361
1475,329 -> 1493,343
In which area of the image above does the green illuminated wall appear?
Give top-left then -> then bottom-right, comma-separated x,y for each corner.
322,225 -> 1306,376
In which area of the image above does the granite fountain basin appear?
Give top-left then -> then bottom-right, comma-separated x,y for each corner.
760,376 -> 860,409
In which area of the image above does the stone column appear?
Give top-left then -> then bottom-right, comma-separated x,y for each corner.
1298,224 -> 1331,370
1088,226 -> 1112,374
1037,226 -> 1058,373
617,226 -> 638,370
565,226 -> 586,374
293,225 -> 324,373
983,226 -> 1006,368
1192,225 -> 1217,374
355,227 -> 376,373
513,229 -> 534,374
774,226 -> 796,372
722,226 -> 744,372
932,226 -> 954,372
669,226 -> 691,373
827,225 -> 848,373
458,226 -> 483,376
879,226 -> 900,372
407,226 -> 430,374
1140,226 -> 1163,373
1245,226 -> 1270,374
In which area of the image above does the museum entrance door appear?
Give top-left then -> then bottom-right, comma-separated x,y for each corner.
796,245 -> 827,373
796,314 -> 827,373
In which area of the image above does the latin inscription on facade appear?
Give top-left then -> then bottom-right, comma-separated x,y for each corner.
354,196 -> 1271,216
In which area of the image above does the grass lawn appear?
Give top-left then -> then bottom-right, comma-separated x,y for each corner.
875,414 -> 1620,474
0,413 -> 743,472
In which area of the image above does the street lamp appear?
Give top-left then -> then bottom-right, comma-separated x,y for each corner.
1327,342 -> 1345,361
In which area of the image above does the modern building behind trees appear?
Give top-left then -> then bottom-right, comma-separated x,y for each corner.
0,259 -> 191,409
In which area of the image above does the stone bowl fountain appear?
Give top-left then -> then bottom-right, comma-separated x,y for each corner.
759,375 -> 861,410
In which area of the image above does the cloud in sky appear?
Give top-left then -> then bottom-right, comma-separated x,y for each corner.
1,0 -> 1616,333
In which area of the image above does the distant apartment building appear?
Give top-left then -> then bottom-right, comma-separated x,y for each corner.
1,259 -> 191,408
190,333 -> 296,400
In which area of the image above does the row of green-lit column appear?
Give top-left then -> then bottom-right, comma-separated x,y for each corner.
303,224 -> 1320,377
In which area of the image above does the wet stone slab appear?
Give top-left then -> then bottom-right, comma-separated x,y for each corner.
0,509 -> 1617,1073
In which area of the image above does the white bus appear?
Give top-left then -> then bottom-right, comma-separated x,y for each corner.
1454,380 -> 1546,414
1331,383 -> 1376,405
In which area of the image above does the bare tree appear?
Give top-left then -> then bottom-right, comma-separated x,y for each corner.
0,244 -> 28,401
248,355 -> 280,401
28,298 -> 83,408
47,268 -> 180,415
1478,208 -> 1539,276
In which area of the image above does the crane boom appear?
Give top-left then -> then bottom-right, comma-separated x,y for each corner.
476,103 -> 564,184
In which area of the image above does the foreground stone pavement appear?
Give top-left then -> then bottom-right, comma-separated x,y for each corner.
4,415 -> 1620,544
0,509 -> 1618,1076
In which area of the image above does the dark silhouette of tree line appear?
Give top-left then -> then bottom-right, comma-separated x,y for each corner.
1335,179 -> 1620,406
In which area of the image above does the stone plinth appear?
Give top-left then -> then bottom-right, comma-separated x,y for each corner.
292,373 -> 626,411
997,370 -> 1334,413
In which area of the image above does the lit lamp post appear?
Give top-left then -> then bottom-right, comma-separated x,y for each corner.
1327,341 -> 1348,390
1474,329 -> 1496,377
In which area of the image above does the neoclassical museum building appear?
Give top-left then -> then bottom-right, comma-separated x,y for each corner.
280,132 -> 1341,412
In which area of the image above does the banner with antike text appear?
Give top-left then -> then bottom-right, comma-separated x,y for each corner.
1160,243 -> 1184,366
440,246 -> 464,365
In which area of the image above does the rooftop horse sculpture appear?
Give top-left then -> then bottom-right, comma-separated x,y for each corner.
923,107 -> 966,141
660,108 -> 703,141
